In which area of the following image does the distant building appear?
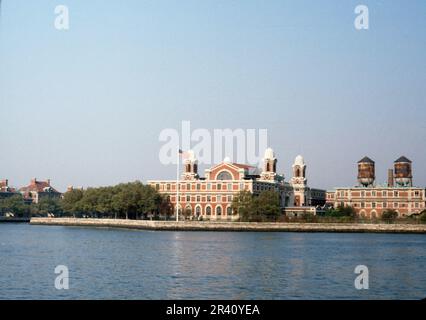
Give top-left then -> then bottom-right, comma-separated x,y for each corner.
0,179 -> 18,199
148,148 -> 326,220
19,178 -> 62,204
326,156 -> 426,218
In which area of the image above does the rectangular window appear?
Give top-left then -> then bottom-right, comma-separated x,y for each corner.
207,196 -> 211,202
166,184 -> 171,191
217,184 -> 222,191
196,184 -> 201,191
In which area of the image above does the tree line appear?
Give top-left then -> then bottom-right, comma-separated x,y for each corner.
0,182 -> 172,220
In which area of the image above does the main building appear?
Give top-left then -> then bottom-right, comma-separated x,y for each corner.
148,148 -> 326,220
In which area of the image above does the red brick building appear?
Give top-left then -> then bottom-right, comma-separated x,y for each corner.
19,178 -> 62,204
0,179 -> 18,199
149,148 -> 326,220
326,156 -> 426,218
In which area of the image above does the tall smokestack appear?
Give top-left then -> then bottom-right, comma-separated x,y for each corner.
388,169 -> 394,187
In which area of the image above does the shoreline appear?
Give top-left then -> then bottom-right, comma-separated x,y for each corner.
29,218 -> 426,234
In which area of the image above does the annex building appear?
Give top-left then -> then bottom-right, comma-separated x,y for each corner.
326,156 -> 426,218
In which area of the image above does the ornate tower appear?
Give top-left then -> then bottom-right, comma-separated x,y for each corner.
291,155 -> 307,186
290,155 -> 307,206
260,148 -> 277,181
182,150 -> 199,180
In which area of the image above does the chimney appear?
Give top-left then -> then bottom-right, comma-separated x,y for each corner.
47,179 -> 51,186
388,169 -> 394,187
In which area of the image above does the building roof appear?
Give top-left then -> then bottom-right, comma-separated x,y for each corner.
232,163 -> 255,170
394,156 -> 412,163
358,156 -> 375,164
19,179 -> 60,194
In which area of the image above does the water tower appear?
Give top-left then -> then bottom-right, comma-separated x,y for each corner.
394,156 -> 412,187
357,157 -> 375,187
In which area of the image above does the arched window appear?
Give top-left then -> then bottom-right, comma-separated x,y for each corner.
227,206 -> 232,215
217,171 -> 232,180
196,206 -> 201,216
295,168 -> 301,177
206,206 -> 212,215
216,206 -> 222,216
266,163 -> 270,172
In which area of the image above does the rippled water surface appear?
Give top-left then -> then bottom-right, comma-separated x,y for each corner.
0,224 -> 425,299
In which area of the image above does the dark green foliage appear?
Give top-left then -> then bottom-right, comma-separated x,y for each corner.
420,210 -> 426,223
324,205 -> 356,218
59,181 -> 169,220
381,209 -> 398,222
0,194 -> 30,217
232,190 -> 281,222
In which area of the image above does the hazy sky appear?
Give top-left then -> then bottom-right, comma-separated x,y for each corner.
1,0 -> 425,192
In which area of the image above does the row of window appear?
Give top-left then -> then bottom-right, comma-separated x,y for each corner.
343,202 -> 423,209
184,205 -> 233,216
154,182 -> 249,192
336,190 -> 422,198
169,194 -> 235,203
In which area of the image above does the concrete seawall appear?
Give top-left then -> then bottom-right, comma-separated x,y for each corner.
30,218 -> 426,234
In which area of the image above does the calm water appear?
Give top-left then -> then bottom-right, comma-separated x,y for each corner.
0,223 -> 425,300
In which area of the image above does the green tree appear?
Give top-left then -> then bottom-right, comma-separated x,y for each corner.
231,190 -> 253,221
419,210 -> 426,223
232,190 -> 281,222
0,194 -> 30,217
381,209 -> 398,222
34,197 -> 62,217
252,190 -> 281,221
325,205 -> 356,218
61,189 -> 84,217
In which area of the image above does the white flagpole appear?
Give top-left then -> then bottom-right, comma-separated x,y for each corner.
176,147 -> 180,222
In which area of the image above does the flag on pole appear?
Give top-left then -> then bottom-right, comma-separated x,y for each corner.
176,149 -> 191,222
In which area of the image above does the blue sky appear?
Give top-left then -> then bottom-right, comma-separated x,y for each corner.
1,0 -> 425,191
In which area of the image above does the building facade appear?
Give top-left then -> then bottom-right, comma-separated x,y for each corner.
148,148 -> 326,220
0,179 -> 18,199
326,156 -> 426,218
19,178 -> 62,204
